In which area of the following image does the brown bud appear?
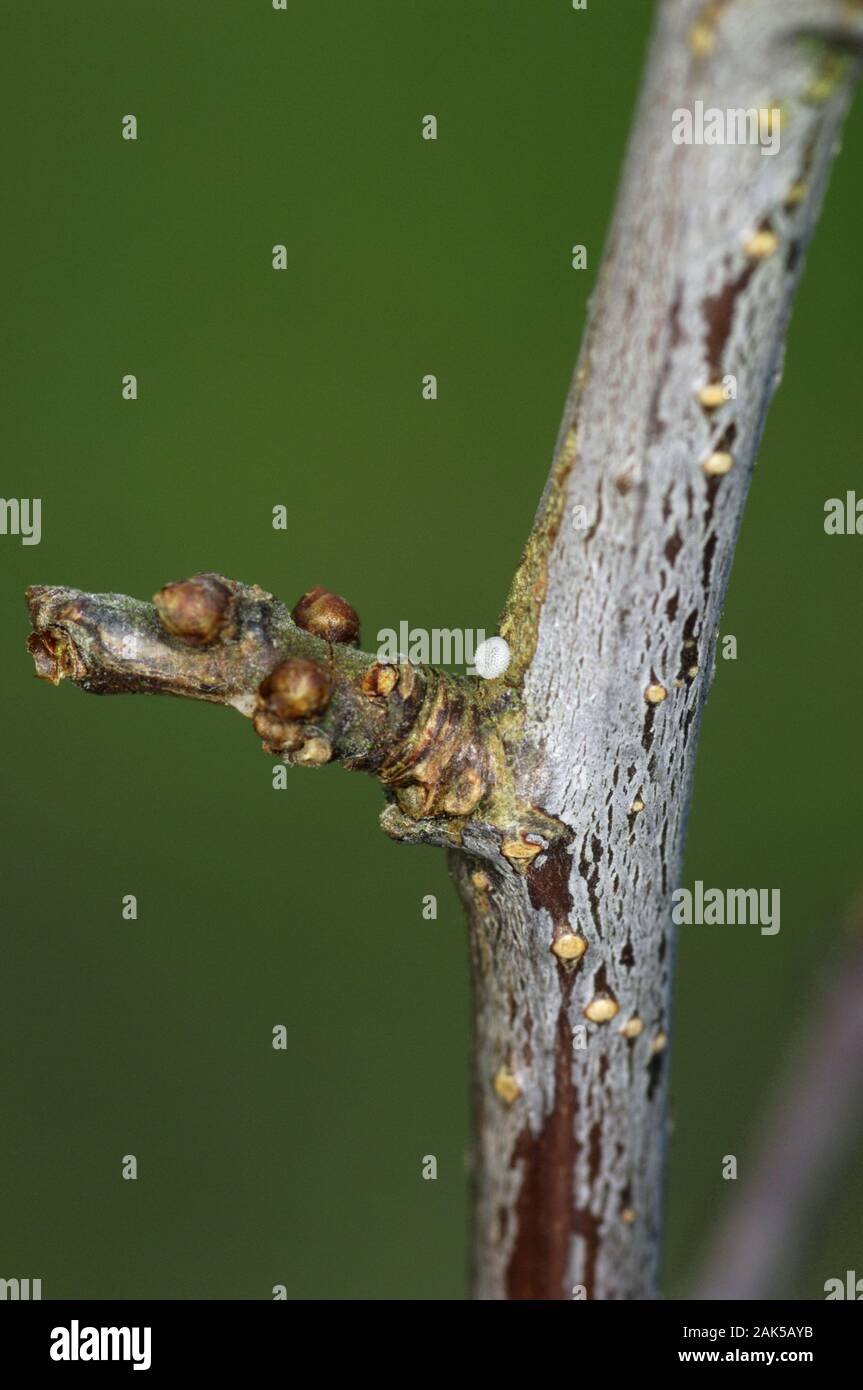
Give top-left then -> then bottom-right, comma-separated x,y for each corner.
291,587 -> 359,644
154,574 -> 236,646
252,709 -> 304,753
361,662 -> 398,698
258,657 -> 331,721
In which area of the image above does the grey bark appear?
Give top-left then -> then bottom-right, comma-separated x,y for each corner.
454,0 -> 862,1300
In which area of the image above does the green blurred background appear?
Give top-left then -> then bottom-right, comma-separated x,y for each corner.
2,1 -> 861,1300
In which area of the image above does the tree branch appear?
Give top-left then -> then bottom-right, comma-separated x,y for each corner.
457,0 -> 862,1300
25,576 -> 563,862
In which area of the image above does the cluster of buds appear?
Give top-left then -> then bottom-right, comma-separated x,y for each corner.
250,586 -> 362,762
150,577 -> 364,765
253,657 -> 334,763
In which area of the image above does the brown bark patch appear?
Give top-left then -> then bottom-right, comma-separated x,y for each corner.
506,1006 -> 587,1300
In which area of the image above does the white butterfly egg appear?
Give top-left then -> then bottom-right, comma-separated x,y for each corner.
473,636 -> 511,680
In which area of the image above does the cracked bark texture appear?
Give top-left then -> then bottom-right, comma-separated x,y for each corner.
456,0 -> 861,1300
24,0 -> 862,1301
